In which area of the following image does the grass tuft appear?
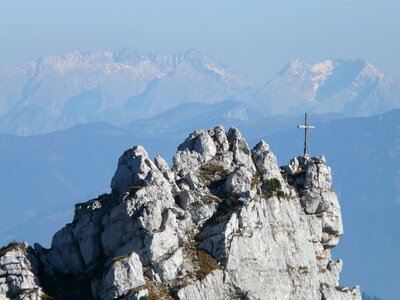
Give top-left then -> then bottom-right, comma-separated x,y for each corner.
196,250 -> 221,281
0,240 -> 26,257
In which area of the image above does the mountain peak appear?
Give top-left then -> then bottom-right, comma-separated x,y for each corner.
253,57 -> 398,117
0,126 -> 361,299
311,59 -> 335,77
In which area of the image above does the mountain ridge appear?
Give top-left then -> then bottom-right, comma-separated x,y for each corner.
1,49 -> 399,135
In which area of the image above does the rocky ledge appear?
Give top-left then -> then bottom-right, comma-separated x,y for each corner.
0,126 -> 361,299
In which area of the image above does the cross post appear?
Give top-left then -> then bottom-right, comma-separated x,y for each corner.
297,113 -> 315,157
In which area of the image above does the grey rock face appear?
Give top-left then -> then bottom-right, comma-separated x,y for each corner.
0,126 -> 361,299
95,252 -> 145,300
177,270 -> 226,300
289,156 -> 344,248
0,243 -> 43,300
110,145 -> 162,194
225,165 -> 254,196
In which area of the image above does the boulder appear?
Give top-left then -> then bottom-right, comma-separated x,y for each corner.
145,230 -> 179,262
98,252 -> 145,300
177,270 -> 225,300
225,165 -> 253,196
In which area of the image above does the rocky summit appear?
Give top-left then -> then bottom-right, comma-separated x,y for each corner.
0,126 -> 361,300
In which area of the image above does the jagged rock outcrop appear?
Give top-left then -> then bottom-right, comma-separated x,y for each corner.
0,126 -> 361,299
0,243 -> 43,300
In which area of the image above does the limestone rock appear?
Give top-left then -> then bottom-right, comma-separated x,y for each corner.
145,229 -> 179,262
178,130 -> 217,162
111,145 -> 162,194
177,270 -> 226,300
227,127 -> 254,167
225,165 -> 253,196
45,225 -> 86,274
252,140 -> 282,182
97,252 -> 145,300
0,126 -> 361,300
0,243 -> 44,300
154,248 -> 183,282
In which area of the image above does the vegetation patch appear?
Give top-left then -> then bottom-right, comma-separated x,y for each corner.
184,232 -> 197,253
201,194 -> 222,205
127,285 -> 149,300
251,170 -> 262,188
298,266 -> 309,274
198,163 -> 229,185
129,285 -> 147,294
261,178 -> 283,198
196,250 -> 221,281
286,263 -> 296,275
0,240 -> 26,257
112,253 -> 131,263
144,279 -> 174,300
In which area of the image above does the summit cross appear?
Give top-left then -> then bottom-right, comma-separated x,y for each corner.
297,113 -> 315,157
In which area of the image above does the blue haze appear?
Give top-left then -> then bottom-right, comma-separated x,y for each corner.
1,0 -> 400,82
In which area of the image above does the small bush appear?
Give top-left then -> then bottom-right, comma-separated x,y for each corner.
277,190 -> 285,198
261,178 -> 282,197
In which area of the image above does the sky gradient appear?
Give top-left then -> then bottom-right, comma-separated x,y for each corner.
1,0 -> 399,83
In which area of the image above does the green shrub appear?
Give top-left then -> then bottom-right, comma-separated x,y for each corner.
262,178 -> 282,197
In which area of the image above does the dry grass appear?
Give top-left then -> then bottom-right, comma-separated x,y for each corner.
198,163 -> 229,185
202,194 -> 222,205
129,285 -> 147,294
286,263 -> 296,275
251,170 -> 262,188
298,266 -> 309,274
145,279 -> 174,300
112,253 -> 131,263
196,250 -> 221,281
0,241 -> 26,257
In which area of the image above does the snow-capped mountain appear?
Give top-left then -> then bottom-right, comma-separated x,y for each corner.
0,48 -> 248,135
249,58 -> 400,117
0,50 -> 399,135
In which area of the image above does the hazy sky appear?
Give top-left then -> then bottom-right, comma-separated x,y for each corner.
1,0 -> 399,82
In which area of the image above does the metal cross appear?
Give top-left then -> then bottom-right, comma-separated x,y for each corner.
297,113 -> 315,157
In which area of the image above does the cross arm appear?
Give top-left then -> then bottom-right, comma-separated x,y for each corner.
297,125 -> 315,129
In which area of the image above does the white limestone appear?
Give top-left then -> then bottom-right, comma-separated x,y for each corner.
0,126 -> 361,300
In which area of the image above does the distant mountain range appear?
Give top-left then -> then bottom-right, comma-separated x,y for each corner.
0,49 -> 399,135
249,59 -> 400,117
